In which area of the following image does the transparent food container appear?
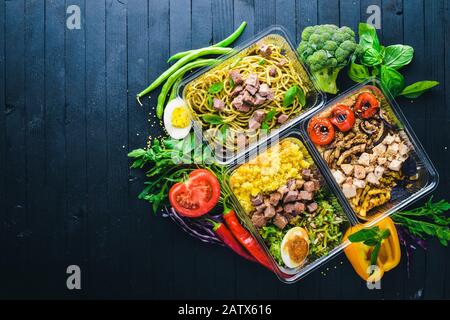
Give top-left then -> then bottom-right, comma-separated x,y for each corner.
302,79 -> 439,224
178,26 -> 325,166
226,131 -> 352,283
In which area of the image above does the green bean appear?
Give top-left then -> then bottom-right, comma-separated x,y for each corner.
156,59 -> 218,119
138,47 -> 232,99
166,21 -> 247,63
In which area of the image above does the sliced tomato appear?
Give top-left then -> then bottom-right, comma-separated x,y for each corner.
307,117 -> 335,146
354,92 -> 380,119
330,104 -> 355,132
169,169 -> 220,217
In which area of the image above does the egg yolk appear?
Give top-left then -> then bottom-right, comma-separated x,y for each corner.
171,107 -> 190,128
285,236 -> 308,264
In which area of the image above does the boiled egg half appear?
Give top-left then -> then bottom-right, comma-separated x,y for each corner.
280,227 -> 309,268
163,98 -> 192,139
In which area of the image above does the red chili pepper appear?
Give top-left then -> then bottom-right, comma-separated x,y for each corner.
208,219 -> 256,263
223,208 -> 274,271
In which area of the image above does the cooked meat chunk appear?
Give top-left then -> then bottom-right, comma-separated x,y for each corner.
353,178 -> 366,189
230,85 -> 243,98
294,202 -> 305,214
383,134 -> 395,145
269,192 -> 282,206
374,165 -> 385,178
301,169 -> 312,180
341,164 -> 354,175
277,114 -> 289,124
372,143 -> 387,156
283,203 -> 295,214
353,165 -> 366,180
229,70 -> 243,85
336,144 -> 366,166
251,194 -> 264,206
254,93 -> 266,106
258,83 -> 272,97
311,179 -> 320,190
366,172 -> 380,185
213,98 -> 225,112
264,205 -> 276,219
342,183 -> 357,199
358,152 -> 371,166
399,143 -> 409,155
276,58 -> 287,67
332,169 -> 346,185
307,202 -> 318,213
242,91 -> 255,106
284,190 -> 299,203
255,203 -> 267,213
387,143 -> 399,156
269,67 -> 277,77
299,190 -> 313,201
248,110 -> 265,130
273,214 -> 288,229
236,134 -> 247,148
232,96 -> 250,112
245,73 -> 259,87
252,213 -> 266,228
277,185 -> 289,195
251,109 -> 265,123
259,44 -> 272,57
295,179 -> 304,189
388,159 -> 402,171
245,84 -> 258,95
303,181 -> 315,192
249,118 -> 261,130
287,178 -> 297,190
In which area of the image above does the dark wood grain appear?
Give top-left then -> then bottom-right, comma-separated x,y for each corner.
1,0 -> 449,299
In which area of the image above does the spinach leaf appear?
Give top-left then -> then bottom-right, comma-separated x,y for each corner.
358,23 -> 381,52
283,85 -> 306,107
399,80 -> 439,99
202,114 -> 224,125
261,109 -> 277,130
383,45 -> 414,69
381,65 -> 405,97
207,95 -> 213,107
347,60 -> 371,83
361,47 -> 383,66
348,226 -> 379,242
208,82 -> 223,94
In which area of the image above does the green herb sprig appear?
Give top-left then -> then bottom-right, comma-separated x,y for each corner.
348,226 -> 391,265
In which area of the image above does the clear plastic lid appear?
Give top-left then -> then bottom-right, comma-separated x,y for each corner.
178,25 -> 325,166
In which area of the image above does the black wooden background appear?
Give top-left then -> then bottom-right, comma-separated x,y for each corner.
0,0 -> 449,299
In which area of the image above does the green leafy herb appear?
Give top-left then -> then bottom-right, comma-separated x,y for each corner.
208,82 -> 223,94
229,78 -> 235,90
383,44 -> 414,69
261,109 -> 277,130
207,95 -> 213,107
202,114 -> 225,125
358,23 -> 381,52
348,226 -> 391,266
399,80 -> 440,99
361,47 -> 383,67
347,59 -> 371,83
392,198 -> 450,246
283,85 -> 306,107
380,65 -> 405,97
258,59 -> 266,65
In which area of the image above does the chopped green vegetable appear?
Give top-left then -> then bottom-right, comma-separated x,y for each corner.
260,109 -> 277,130
348,226 -> 391,265
202,114 -> 225,125
208,82 -> 224,94
399,81 -> 440,99
283,85 -> 306,107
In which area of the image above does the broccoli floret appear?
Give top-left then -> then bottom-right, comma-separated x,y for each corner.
297,24 -> 358,94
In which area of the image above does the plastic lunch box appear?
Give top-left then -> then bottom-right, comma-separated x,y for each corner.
176,26 -> 439,283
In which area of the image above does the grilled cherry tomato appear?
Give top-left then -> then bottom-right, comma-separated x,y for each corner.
307,117 -> 335,146
169,169 -> 220,217
354,92 -> 380,119
330,104 -> 355,132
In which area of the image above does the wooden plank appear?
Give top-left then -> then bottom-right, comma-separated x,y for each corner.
422,0 -> 447,299
126,0 -> 153,298
296,0 -> 318,44
340,0 -> 360,32
254,0 -> 275,33
192,0 -> 213,47
276,0 -> 296,40
146,0 -> 171,299
234,0 -> 255,42
212,0 -> 234,42
0,0 -> 6,296
360,0 -> 382,42
104,0 -> 130,297
85,0 -> 110,297
3,0 -> 28,297
318,0 -> 339,25
43,0 -> 68,298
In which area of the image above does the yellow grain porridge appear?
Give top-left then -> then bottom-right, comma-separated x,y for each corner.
229,138 -> 312,214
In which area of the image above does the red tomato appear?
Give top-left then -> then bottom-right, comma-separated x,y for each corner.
330,104 -> 355,132
354,92 -> 380,119
307,117 -> 335,146
169,169 -> 220,217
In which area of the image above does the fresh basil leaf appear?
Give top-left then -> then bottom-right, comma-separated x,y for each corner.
379,229 -> 391,240
383,44 -> 414,69
361,47 -> 383,66
128,148 -> 146,158
358,23 -> 381,52
283,85 -> 305,107
348,60 -> 371,83
363,239 -> 380,246
399,80 -> 439,99
208,82 -> 223,94
381,65 -> 405,97
229,78 -> 235,89
258,59 -> 266,65
261,109 -> 277,130
370,243 -> 381,266
207,95 -> 213,107
348,226 -> 380,242
202,114 -> 224,125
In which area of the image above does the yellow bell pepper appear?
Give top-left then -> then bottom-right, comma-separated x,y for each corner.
343,216 -> 401,281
